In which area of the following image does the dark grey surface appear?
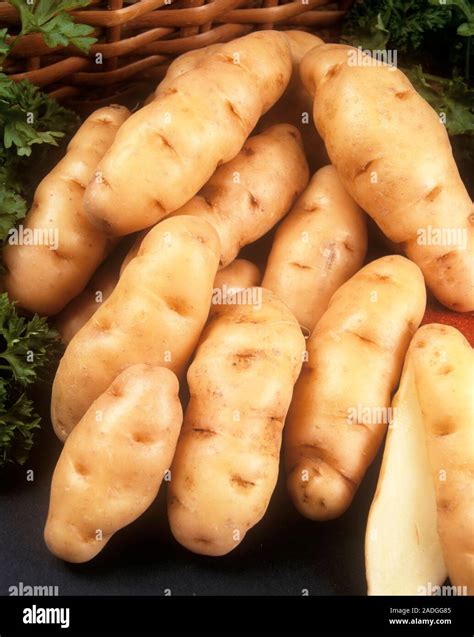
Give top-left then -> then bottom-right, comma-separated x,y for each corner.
0,392 -> 381,597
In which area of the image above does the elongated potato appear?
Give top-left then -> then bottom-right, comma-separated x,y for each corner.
3,105 -> 130,315
45,364 -> 182,563
84,31 -> 292,235
170,124 -> 309,267
169,288 -> 305,556
285,255 -> 426,520
60,254 -> 260,344
300,44 -> 474,312
51,216 -> 220,441
262,165 -> 367,332
409,324 -> 474,594
257,30 -> 327,171
365,357 -> 446,595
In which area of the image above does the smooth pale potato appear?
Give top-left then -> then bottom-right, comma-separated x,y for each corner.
256,30 -> 328,171
3,105 -> 130,315
84,31 -> 292,235
51,216 -> 220,441
365,357 -> 447,595
170,124 -> 309,267
262,165 -> 367,332
168,288 -> 305,556
285,255 -> 426,521
409,324 -> 474,594
45,364 -> 183,563
300,44 -> 474,312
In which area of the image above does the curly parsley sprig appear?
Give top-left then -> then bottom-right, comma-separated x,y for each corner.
0,294 -> 60,468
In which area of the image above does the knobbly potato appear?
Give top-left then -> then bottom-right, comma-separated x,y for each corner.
285,256 -> 426,520
3,105 -> 130,315
300,44 -> 474,311
409,324 -> 474,594
171,124 -> 309,267
262,165 -> 367,332
84,31 -> 292,235
51,216 -> 220,441
168,288 -> 305,555
45,364 -> 182,563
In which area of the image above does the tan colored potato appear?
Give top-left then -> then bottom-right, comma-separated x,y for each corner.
155,44 -> 221,96
3,105 -> 130,315
409,324 -> 474,594
45,364 -> 183,563
119,230 -> 148,276
365,357 -> 447,595
170,124 -> 309,267
285,255 -> 426,521
54,248 -> 124,344
262,165 -> 367,332
257,30 -> 327,170
300,44 -> 474,312
63,252 -> 258,345
213,259 -> 261,299
51,216 -> 220,441
169,288 -> 305,556
84,31 -> 292,235
211,258 -> 261,315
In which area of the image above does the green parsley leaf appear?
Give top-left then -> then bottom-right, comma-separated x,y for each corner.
0,380 -> 41,467
8,0 -> 96,53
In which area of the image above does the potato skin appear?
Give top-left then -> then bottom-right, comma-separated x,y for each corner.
262,165 -> 367,332
51,216 -> 220,441
409,324 -> 474,594
3,105 -> 130,315
155,44 -> 221,96
171,124 -> 309,267
213,259 -> 261,297
54,248 -> 124,344
59,255 -> 260,343
84,31 -> 292,235
256,31 -> 327,171
168,288 -> 305,556
300,44 -> 474,312
45,364 -> 182,563
285,255 -> 426,521
119,230 -> 148,276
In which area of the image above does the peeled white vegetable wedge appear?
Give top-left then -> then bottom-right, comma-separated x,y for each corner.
365,358 -> 447,595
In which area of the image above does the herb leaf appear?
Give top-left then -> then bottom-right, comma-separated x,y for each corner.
0,294 -> 61,469
8,0 -> 96,53
0,380 -> 41,467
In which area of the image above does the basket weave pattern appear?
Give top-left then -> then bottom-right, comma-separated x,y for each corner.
0,0 -> 352,101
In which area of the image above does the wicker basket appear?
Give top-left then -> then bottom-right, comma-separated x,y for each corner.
0,0 -> 353,107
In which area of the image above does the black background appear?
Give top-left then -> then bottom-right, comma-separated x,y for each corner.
0,390 -> 380,597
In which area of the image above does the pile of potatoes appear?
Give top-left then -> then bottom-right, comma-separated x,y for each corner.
4,30 -> 473,595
